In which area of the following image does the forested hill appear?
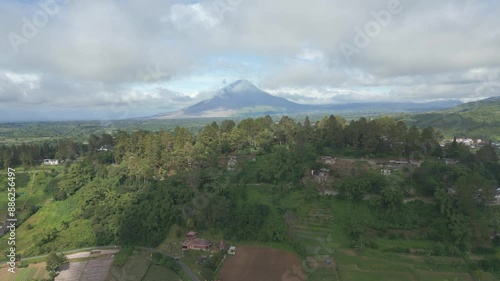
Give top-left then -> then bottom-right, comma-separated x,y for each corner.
0,116 -> 448,169
1,115 -> 499,278
399,97 -> 500,141
448,96 -> 500,120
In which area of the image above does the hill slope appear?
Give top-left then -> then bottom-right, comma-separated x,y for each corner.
401,97 -> 500,141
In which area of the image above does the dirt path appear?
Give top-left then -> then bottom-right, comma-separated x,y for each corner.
21,171 -> 36,210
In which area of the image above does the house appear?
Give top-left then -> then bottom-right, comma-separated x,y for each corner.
318,168 -> 330,183
97,145 -> 113,151
320,156 -> 337,165
181,231 -> 212,251
309,168 -> 331,185
228,246 -> 237,255
227,155 -> 238,171
319,168 -> 330,178
409,160 -> 422,168
389,159 -> 408,165
381,168 -> 391,176
443,159 -> 458,165
182,238 -> 211,251
43,159 -> 59,165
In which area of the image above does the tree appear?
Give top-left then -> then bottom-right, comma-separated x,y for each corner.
57,163 -> 92,198
303,116 -> 312,141
420,126 -> 442,157
45,252 -> 66,278
444,137 -> 471,160
220,119 -> 236,133
345,215 -> 368,250
434,187 -> 454,218
405,125 -> 421,158
455,173 -> 495,214
379,185 -> 404,212
338,178 -> 370,201
476,144 -> 498,163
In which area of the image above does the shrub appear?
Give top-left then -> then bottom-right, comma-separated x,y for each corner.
383,247 -> 410,253
471,246 -> 496,255
365,240 -> 378,249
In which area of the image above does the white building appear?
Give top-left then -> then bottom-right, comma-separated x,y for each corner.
381,168 -> 391,176
228,246 -> 237,255
43,159 -> 59,165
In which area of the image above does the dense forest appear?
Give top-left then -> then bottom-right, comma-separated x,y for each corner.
2,115 -> 500,275
0,115 -> 458,169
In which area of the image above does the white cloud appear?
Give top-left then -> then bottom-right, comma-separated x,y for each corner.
296,49 -> 324,61
0,0 -> 500,120
167,3 -> 220,28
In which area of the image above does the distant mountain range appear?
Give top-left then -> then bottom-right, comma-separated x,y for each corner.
152,80 -> 463,119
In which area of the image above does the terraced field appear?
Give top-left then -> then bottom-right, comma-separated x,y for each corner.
0,263 -> 49,281
56,258 -> 114,281
288,204 -> 498,281
143,265 -> 182,281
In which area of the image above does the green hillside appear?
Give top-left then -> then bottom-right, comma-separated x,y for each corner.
400,97 -> 500,141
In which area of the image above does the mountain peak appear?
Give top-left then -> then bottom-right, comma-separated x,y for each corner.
221,80 -> 259,94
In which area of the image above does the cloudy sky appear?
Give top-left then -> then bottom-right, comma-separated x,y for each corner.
1,0 -> 500,121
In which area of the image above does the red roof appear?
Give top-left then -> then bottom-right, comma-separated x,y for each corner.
191,238 -> 211,247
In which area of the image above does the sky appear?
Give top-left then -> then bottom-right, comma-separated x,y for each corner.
1,0 -> 500,121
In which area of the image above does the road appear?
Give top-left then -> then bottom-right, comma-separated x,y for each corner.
17,246 -> 121,261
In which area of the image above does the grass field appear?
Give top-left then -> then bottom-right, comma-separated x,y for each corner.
143,265 -> 182,281
0,167 -> 62,220
0,192 -> 96,257
106,249 -> 150,281
0,166 -> 97,257
112,246 -> 134,268
0,262 -> 49,281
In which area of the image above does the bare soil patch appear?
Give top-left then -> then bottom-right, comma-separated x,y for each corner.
218,246 -> 303,281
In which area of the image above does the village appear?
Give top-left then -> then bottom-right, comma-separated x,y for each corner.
306,154 -> 500,205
